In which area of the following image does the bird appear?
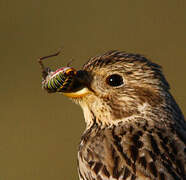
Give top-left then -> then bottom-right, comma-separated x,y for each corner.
46,50 -> 186,179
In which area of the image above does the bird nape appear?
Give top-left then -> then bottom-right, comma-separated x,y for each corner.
39,50 -> 186,180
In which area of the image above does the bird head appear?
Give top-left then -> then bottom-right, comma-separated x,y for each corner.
62,51 -> 170,128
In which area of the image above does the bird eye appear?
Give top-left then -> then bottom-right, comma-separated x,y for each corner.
106,74 -> 124,87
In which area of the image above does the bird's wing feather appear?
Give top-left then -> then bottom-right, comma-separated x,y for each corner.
78,122 -> 186,180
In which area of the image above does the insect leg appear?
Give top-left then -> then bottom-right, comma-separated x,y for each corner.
38,49 -> 61,78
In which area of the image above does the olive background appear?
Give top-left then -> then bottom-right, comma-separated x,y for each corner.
0,0 -> 185,179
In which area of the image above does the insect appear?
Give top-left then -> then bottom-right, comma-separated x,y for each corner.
38,50 -> 77,93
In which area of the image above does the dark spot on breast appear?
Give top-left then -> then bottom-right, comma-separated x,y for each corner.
160,141 -> 169,152
148,150 -> 156,161
131,132 -> 143,148
131,134 -> 140,143
149,135 -> 160,155
138,156 -> 147,169
120,130 -> 127,136
88,161 -> 94,168
159,172 -> 165,180
130,145 -> 138,162
93,162 -> 102,174
136,130 -> 143,136
148,162 -> 157,177
123,167 -> 130,179
137,140 -> 144,148
102,166 -> 110,177
131,174 -> 136,180
113,156 -> 121,178
112,129 -> 132,166
148,129 -> 153,134
129,126 -> 134,133
169,152 -> 175,162
170,141 -> 178,155
161,153 -> 172,166
143,125 -> 147,131
157,132 -> 169,145
162,161 -> 180,180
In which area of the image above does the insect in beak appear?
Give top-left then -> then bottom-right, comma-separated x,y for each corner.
38,50 -> 78,93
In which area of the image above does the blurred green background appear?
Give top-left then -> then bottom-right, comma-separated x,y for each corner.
0,0 -> 185,179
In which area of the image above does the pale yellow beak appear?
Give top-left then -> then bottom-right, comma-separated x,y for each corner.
62,87 -> 91,98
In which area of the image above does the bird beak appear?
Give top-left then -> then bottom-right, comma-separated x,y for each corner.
62,70 -> 92,98
62,87 -> 90,98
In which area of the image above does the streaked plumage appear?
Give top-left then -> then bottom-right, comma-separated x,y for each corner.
76,51 -> 186,180
41,50 -> 186,179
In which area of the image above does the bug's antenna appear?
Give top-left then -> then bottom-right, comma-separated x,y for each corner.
38,49 -> 62,71
38,48 -> 62,78
67,59 -> 74,67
